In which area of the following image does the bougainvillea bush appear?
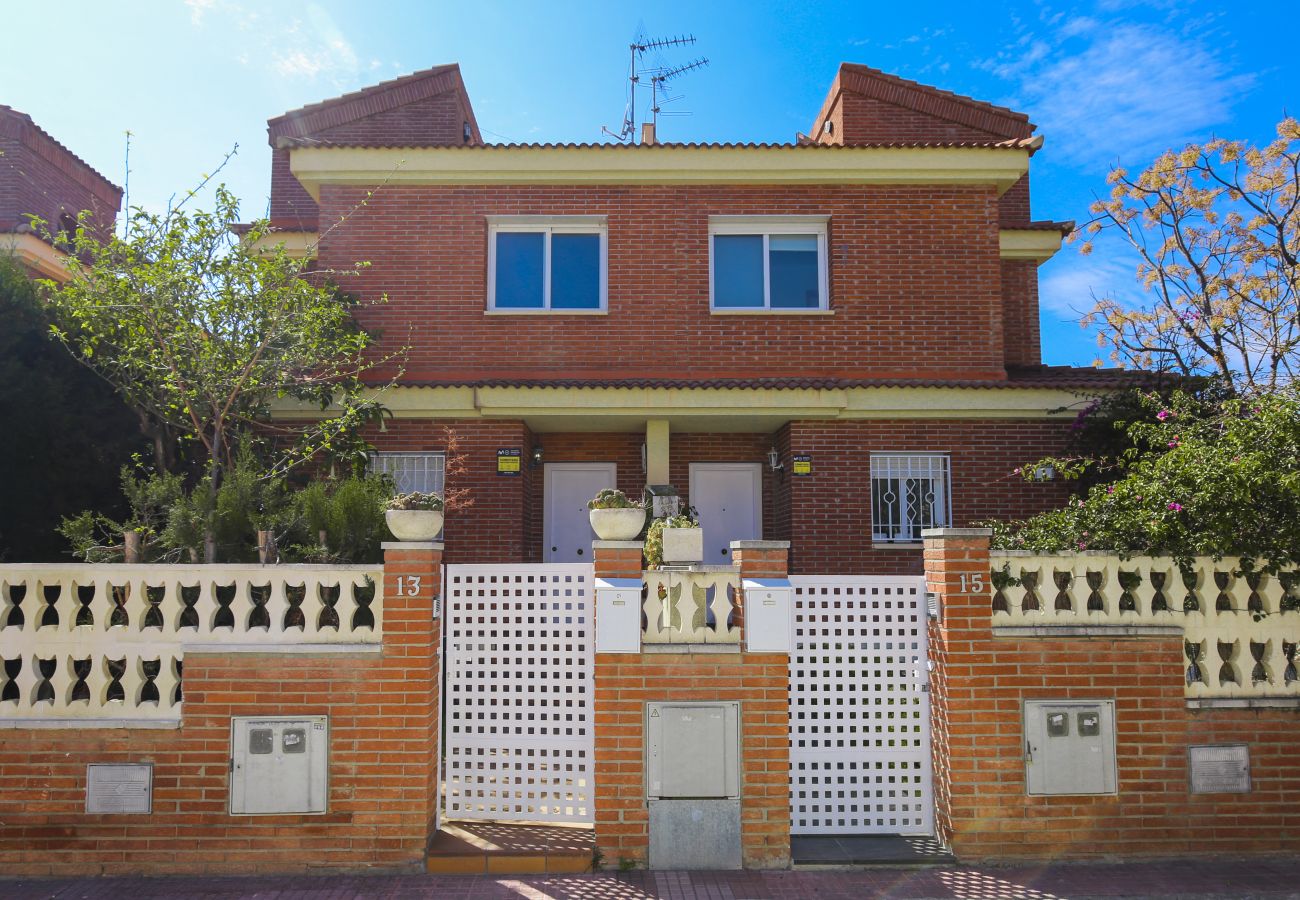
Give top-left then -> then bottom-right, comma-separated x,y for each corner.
990,388 -> 1300,573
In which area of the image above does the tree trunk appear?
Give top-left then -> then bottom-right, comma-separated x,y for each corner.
123,530 -> 142,564
257,530 -> 278,565
203,422 -> 224,563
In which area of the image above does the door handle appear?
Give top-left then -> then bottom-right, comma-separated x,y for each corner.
577,548 -> 584,556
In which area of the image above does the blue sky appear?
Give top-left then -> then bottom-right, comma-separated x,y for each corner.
3,1 -> 1293,367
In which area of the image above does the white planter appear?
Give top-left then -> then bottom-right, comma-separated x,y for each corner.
385,509 -> 444,542
589,507 -> 645,541
662,525 -> 703,564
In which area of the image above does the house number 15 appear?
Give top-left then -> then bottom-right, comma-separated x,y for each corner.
959,573 -> 986,593
396,575 -> 422,597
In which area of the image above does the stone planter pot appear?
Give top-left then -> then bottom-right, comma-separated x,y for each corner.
385,509 -> 444,542
589,507 -> 645,541
662,525 -> 703,564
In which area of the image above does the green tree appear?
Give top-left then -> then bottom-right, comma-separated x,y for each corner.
39,186 -> 398,561
992,389 -> 1300,574
1078,118 -> 1300,395
0,257 -> 144,561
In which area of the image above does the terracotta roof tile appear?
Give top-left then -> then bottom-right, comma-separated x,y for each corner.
375,367 -> 1160,392
276,136 -> 1040,151
0,104 -> 122,198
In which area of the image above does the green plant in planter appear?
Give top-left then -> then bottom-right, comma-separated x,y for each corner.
586,488 -> 643,510
643,509 -> 699,570
385,491 -> 444,511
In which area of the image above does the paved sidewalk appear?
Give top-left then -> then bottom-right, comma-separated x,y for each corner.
4,858 -> 1300,900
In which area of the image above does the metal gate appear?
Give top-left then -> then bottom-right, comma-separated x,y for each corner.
442,564 -> 595,824
788,575 -> 933,835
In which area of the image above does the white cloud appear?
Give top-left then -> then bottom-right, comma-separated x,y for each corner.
1040,246 -> 1139,319
185,0 -> 216,26
980,12 -> 1253,167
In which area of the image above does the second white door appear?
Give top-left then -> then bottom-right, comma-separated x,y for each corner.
689,463 -> 762,563
544,463 -> 617,563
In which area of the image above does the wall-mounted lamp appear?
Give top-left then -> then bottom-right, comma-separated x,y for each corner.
767,447 -> 784,472
531,446 -> 544,467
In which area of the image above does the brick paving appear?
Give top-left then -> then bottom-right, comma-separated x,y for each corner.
4,858 -> 1300,900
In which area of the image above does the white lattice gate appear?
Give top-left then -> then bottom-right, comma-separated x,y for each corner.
442,564 -> 595,824
788,575 -> 933,835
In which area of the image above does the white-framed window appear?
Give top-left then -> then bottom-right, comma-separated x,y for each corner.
487,216 -> 608,312
708,215 -> 829,311
870,454 -> 951,544
370,452 -> 446,495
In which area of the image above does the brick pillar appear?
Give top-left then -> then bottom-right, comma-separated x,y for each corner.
732,540 -> 790,577
591,540 -> 646,868
381,540 -> 444,838
921,527 -> 991,855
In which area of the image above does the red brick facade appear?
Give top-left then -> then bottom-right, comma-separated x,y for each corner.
0,105 -> 120,241
926,531 -> 1300,861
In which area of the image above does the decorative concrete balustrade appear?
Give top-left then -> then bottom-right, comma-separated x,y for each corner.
0,564 -> 383,721
642,568 -> 742,644
990,551 -> 1300,702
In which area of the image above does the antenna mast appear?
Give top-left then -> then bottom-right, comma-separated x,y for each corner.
602,34 -> 706,143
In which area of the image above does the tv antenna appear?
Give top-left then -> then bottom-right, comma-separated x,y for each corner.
602,34 -> 708,143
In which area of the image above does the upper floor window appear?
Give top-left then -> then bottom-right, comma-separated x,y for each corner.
709,216 -> 829,311
370,452 -> 446,495
487,216 -> 607,312
870,453 -> 951,544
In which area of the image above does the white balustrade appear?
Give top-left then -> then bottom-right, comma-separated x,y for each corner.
990,552 -> 1300,701
642,568 -> 741,644
0,564 -> 383,721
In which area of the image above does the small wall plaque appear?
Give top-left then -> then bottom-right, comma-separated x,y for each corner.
496,448 -> 521,476
792,455 -> 812,476
1189,743 -> 1251,794
86,763 -> 153,814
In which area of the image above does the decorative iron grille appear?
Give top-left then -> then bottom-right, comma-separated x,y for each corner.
370,452 -> 445,494
870,454 -> 951,543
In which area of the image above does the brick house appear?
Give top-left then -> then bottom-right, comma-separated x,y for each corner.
263,62 -> 1143,573
0,104 -> 121,281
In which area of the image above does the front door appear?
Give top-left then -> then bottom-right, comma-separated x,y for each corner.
688,463 -> 762,563
544,463 -> 617,562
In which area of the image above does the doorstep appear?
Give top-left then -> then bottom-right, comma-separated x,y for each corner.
791,834 -> 955,867
426,821 -> 595,875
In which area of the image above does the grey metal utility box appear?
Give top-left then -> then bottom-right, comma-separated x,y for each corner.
230,715 -> 329,815
1023,699 -> 1116,795
646,701 -> 740,799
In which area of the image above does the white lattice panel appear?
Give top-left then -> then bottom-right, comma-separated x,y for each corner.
442,564 -> 594,825
788,575 -> 933,835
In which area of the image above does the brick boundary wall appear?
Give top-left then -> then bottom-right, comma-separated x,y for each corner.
591,543 -> 791,870
924,529 -> 1300,861
0,544 -> 442,877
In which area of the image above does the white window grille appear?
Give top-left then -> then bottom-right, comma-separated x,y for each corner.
870,454 -> 951,543
370,452 -> 445,495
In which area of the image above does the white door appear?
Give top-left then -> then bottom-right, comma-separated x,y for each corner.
688,463 -> 762,563
544,463 -> 616,562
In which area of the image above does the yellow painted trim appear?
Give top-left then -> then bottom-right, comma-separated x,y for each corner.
271,384 -> 1103,432
288,145 -> 1031,200
247,231 -> 318,260
645,420 -> 670,484
0,232 -> 75,282
1000,229 -> 1064,264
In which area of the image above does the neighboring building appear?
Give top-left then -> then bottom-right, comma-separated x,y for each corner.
263,62 -> 1143,572
0,104 -> 121,280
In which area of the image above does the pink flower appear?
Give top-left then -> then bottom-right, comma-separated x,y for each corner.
1167,502 -> 1183,512
1157,409 -> 1171,421
1106,485 -> 1115,494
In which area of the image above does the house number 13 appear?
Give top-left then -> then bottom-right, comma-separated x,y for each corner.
959,573 -> 986,593
396,575 -> 422,597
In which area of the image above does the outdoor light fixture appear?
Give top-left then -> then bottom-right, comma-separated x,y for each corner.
531,446 -> 544,467
767,447 -> 783,472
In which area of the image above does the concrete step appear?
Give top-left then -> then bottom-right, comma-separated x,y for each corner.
791,834 -> 956,867
426,821 -> 595,875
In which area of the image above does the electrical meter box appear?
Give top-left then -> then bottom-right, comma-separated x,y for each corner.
646,701 -> 740,799
230,716 -> 329,815
742,579 -> 793,652
1024,699 -> 1116,795
595,578 -> 641,653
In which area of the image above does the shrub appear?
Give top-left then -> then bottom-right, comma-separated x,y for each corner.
587,488 -> 643,510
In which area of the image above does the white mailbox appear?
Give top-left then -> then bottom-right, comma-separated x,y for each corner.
646,701 -> 740,799
1024,699 -> 1116,795
595,578 -> 642,653
230,716 -> 329,815
742,579 -> 793,652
